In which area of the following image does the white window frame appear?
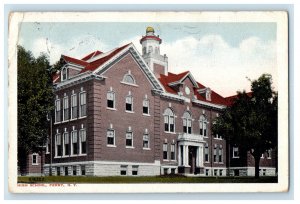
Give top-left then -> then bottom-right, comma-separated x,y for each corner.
205,144 -> 209,163
213,146 -> 218,163
32,153 -> 38,165
142,99 -> 150,115
219,146 -> 223,163
183,111 -> 192,134
55,133 -> 62,157
199,115 -> 208,137
143,134 -> 150,150
71,130 -> 78,156
55,99 -> 61,123
71,93 -> 77,119
232,147 -> 239,158
170,144 -> 176,161
163,108 -> 175,133
267,149 -> 272,159
125,95 -> 134,112
63,96 -> 69,121
163,143 -> 168,160
79,128 -> 87,155
61,67 -> 68,81
107,129 -> 116,147
79,91 -> 87,118
125,131 -> 134,148
46,137 -> 50,154
107,91 -> 116,109
62,131 -> 69,156
122,73 -> 136,85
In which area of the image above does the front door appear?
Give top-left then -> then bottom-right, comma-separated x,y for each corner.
188,146 -> 197,174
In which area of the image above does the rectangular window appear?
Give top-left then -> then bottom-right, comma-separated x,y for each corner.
219,147 -> 223,163
63,96 -> 69,121
46,138 -> 50,154
200,121 -> 203,135
55,134 -> 62,157
64,166 -> 68,176
71,94 -> 77,119
81,166 -> 86,176
183,119 -> 187,133
63,132 -> 69,156
71,131 -> 78,155
267,149 -> 272,159
213,147 -> 217,162
73,166 -> 77,176
143,100 -> 149,114
79,129 -> 87,154
55,99 -> 61,122
170,116 -> 174,132
233,147 -> 239,158
205,169 -> 209,176
32,154 -> 38,165
79,92 -> 86,117
220,169 -> 223,176
188,120 -> 192,134
163,143 -> 168,160
171,168 -> 176,174
170,144 -> 175,160
203,122 -> 207,137
107,91 -> 115,108
164,116 -> 169,132
56,167 -> 60,176
205,145 -> 209,162
214,169 -> 218,176
126,132 -> 133,147
125,96 -> 133,111
107,129 -> 115,146
132,165 -> 138,176
120,165 -> 127,175
143,134 -> 149,149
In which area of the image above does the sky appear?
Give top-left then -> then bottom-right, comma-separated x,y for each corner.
18,22 -> 277,97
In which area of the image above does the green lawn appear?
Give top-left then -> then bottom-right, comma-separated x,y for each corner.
18,175 -> 278,183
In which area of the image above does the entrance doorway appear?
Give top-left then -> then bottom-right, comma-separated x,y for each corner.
188,146 -> 197,174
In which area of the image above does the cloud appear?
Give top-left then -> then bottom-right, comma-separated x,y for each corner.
160,35 -> 277,97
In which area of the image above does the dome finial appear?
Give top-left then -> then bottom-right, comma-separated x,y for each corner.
146,26 -> 155,33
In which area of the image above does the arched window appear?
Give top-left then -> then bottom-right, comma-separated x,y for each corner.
122,74 -> 135,84
199,115 -> 208,137
183,111 -> 192,134
164,108 -> 175,132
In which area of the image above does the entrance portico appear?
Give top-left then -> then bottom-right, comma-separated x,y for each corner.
177,133 -> 205,175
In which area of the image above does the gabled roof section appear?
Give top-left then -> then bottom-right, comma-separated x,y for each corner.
166,71 -> 199,88
81,50 -> 102,61
61,55 -> 89,67
80,43 -> 130,73
159,72 -> 228,107
225,92 -> 253,106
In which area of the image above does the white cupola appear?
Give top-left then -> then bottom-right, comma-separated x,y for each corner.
140,27 -> 168,78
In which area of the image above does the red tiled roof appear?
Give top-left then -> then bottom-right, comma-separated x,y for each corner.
62,55 -> 89,67
225,92 -> 253,105
159,71 -> 228,106
81,50 -> 102,61
79,43 -> 130,73
53,44 -> 131,82
140,35 -> 162,44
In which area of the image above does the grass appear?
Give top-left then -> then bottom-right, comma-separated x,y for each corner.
18,175 -> 278,184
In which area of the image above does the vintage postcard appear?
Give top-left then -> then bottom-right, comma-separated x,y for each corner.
8,11 -> 288,193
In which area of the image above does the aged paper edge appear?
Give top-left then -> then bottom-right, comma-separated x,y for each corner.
8,11 -> 289,193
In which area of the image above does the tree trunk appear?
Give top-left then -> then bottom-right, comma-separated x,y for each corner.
254,155 -> 261,178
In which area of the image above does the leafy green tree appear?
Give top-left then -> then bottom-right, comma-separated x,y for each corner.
17,46 -> 54,175
213,74 -> 277,178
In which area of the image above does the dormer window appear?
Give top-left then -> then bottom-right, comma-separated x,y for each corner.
197,87 -> 211,101
206,88 -> 211,101
62,67 -> 68,81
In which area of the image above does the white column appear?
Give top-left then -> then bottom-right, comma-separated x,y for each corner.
196,147 -> 199,167
183,145 -> 186,166
184,145 -> 189,166
198,145 -> 203,167
178,145 -> 182,166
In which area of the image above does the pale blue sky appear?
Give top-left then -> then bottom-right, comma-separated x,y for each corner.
18,22 -> 277,97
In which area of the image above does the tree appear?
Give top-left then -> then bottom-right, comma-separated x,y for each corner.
17,46 -> 54,175
213,74 -> 278,178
